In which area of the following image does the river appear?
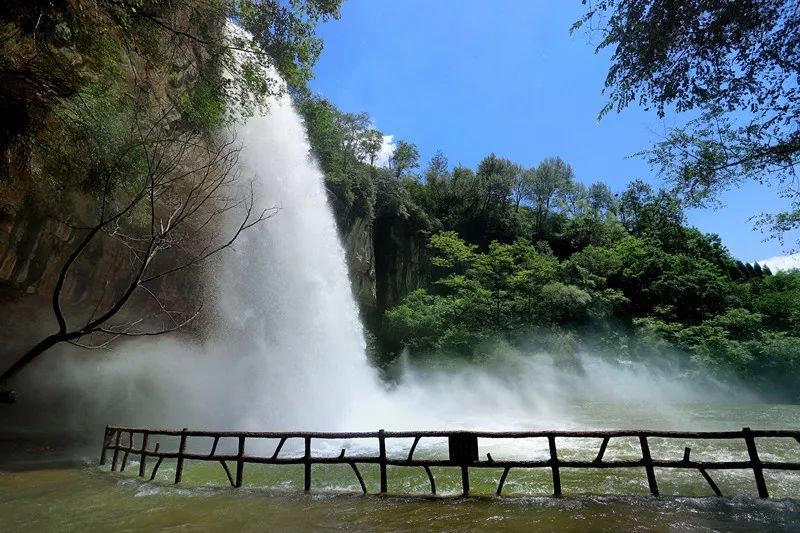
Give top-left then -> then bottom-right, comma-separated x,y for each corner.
2,402 -> 799,531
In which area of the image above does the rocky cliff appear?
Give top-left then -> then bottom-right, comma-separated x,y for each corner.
334,204 -> 428,343
373,215 -> 428,314
339,214 -> 377,312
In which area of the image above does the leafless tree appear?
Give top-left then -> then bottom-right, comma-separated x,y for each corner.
0,103 -> 275,403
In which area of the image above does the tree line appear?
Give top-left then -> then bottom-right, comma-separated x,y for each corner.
297,92 -> 800,400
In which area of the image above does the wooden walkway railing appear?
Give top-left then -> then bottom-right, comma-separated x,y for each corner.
99,426 -> 800,498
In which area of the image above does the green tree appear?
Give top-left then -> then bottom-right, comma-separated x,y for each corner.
587,182 -> 618,218
539,282 -> 592,324
425,151 -> 450,184
618,180 -> 684,245
385,289 -> 451,352
389,140 -> 420,179
506,240 -> 558,322
296,95 -> 345,173
471,242 -> 517,326
557,216 -> 628,253
531,157 -> 574,233
359,129 -> 384,166
575,0 -> 800,242
335,112 -> 370,172
509,164 -> 531,212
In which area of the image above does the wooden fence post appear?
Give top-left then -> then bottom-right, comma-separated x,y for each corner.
139,432 -> 149,478
235,436 -> 246,488
304,436 -> 312,491
548,435 -> 562,497
378,429 -> 388,494
175,428 -> 188,484
99,426 -> 111,466
496,467 -> 511,496
110,430 -> 122,471
120,431 -> 134,472
639,435 -> 659,496
460,465 -> 470,496
448,433 -> 478,496
743,427 -> 769,498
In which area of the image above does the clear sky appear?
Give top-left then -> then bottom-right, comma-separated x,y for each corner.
308,0 -> 797,265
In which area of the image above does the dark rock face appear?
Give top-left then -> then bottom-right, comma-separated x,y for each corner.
332,201 -> 428,336
0,195 -> 199,307
339,215 -> 376,315
373,216 -> 427,315
333,208 -> 428,359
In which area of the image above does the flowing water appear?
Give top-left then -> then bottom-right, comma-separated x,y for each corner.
2,403 -> 800,531
208,89 -> 387,431
2,64 -> 800,530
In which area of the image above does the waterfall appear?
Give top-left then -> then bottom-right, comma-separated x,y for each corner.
28,55 -> 393,433
212,92 -> 386,431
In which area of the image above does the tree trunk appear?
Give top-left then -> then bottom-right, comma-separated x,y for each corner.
0,334 -> 65,403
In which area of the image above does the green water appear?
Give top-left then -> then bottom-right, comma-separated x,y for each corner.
2,467 -> 800,532
2,402 -> 800,531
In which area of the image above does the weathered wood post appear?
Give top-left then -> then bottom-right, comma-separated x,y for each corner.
99,426 -> 111,466
235,435 -> 246,488
743,427 -> 769,498
639,435 -> 659,496
424,465 -> 437,495
138,432 -> 149,478
110,430 -> 122,471
496,467 -> 511,496
378,429 -> 388,494
548,435 -> 562,497
448,432 -> 478,496
303,436 -> 313,491
149,443 -> 164,481
460,465 -> 470,496
120,431 -> 134,472
175,428 -> 188,484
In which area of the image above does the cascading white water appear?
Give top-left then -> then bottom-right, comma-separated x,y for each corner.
213,92 -> 388,431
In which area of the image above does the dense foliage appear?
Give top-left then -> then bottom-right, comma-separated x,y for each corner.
0,0 -> 343,212
574,0 -> 800,245
297,93 -> 800,399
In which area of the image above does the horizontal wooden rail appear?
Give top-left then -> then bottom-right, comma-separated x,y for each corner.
99,426 -> 800,498
103,426 -> 800,439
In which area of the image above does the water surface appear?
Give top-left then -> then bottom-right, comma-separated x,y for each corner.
2,402 -> 799,531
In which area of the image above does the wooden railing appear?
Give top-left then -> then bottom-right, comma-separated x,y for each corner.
99,426 -> 800,498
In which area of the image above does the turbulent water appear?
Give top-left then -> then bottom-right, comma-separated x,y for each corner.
3,466 -> 799,532
3,403 -> 800,532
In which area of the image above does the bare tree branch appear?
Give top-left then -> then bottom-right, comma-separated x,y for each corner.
1,96 -> 270,398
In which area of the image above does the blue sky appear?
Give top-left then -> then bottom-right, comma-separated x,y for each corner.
309,0 -> 796,265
